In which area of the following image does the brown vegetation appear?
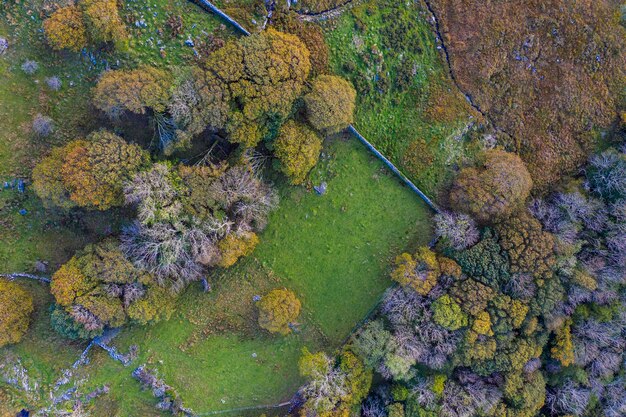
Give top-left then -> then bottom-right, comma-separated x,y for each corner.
430,0 -> 626,190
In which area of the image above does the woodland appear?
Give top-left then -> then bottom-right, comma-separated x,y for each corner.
0,0 -> 624,417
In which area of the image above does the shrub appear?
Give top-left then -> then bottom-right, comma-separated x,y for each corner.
43,6 -> 87,52
93,67 -> 172,118
304,75 -> 356,135
32,114 -> 54,137
60,131 -> 150,210
21,60 -> 38,74
450,150 -> 532,223
257,288 -> 301,335
0,280 -> 33,347
82,0 -> 127,45
46,76 -> 62,91
216,232 -> 259,268
274,121 -> 323,185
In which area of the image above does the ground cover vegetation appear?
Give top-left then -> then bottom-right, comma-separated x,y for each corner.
321,0 -> 483,197
429,0 -> 626,191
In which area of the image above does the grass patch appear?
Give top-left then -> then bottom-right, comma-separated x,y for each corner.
321,0 -> 481,196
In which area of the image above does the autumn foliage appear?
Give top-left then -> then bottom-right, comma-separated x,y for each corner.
33,131 -> 148,210
0,280 -> 33,347
257,288 -> 301,335
43,6 -> 88,52
274,121 -> 323,185
82,0 -> 127,46
450,150 -> 532,223
93,67 -> 172,118
174,29 -> 311,146
304,75 -> 357,135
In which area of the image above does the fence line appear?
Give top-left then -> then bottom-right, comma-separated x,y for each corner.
0,272 -> 51,283
192,0 -> 251,36
348,125 -> 440,212
187,1 -> 439,213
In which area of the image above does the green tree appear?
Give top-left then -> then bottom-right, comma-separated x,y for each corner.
0,280 -> 33,347
431,294 -> 468,330
257,288 -> 301,335
274,121 -> 323,184
304,75 -> 356,135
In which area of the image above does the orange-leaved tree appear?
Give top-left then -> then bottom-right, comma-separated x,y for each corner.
43,6 -> 88,52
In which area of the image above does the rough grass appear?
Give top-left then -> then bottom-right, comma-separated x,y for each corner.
75,137 -> 432,414
321,0 -> 481,197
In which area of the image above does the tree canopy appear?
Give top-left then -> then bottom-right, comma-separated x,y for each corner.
0,280 -> 33,347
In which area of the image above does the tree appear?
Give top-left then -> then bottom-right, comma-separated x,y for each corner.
0,280 -> 33,347
450,150 -> 532,223
93,67 -> 172,118
299,348 -> 372,417
183,29 -> 310,146
43,6 -> 88,52
495,211 -> 557,282
274,120 -> 323,184
304,75 -> 356,135
551,321 -> 574,367
60,131 -> 150,210
32,143 -> 81,209
82,0 -> 127,46
390,247 -> 440,295
51,240 -> 176,337
434,211 -> 479,250
216,232 -> 260,268
257,288 -> 301,335
271,10 -> 329,75
431,295 -> 468,330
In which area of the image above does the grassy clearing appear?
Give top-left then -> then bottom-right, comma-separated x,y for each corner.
78,137 -> 432,414
321,0 -> 481,197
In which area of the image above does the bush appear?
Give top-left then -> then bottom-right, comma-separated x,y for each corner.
43,6 -> 88,52
93,67 -> 172,118
216,232 -> 260,268
0,280 -> 33,347
45,76 -> 62,91
257,288 -> 301,335
32,114 -> 54,137
274,121 -> 323,185
82,0 -> 127,46
304,75 -> 356,135
59,131 -> 150,210
450,150 -> 532,223
21,60 -> 38,74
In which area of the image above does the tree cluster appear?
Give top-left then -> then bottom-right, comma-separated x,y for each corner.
43,0 -> 127,52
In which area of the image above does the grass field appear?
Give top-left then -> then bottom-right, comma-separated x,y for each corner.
321,0 -> 482,197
